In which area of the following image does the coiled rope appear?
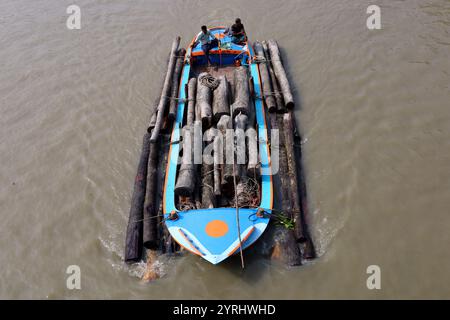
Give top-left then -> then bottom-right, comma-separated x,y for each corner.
199,73 -> 220,90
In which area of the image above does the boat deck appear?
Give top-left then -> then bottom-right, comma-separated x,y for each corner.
192,65 -> 237,85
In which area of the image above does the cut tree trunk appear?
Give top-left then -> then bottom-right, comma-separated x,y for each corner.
148,108 -> 157,130
292,113 -> 316,259
217,115 -> 234,193
247,126 -> 260,178
186,77 -> 196,126
262,41 -> 286,113
174,77 -> 197,197
231,67 -> 250,118
212,75 -> 230,123
143,139 -> 160,249
174,125 -> 195,196
253,41 -> 276,113
125,132 -> 151,263
282,112 -> 305,242
197,72 -> 213,129
234,113 -> 250,206
267,39 -> 294,110
149,37 -> 180,141
234,113 -> 248,179
270,225 -> 302,266
168,48 -> 186,121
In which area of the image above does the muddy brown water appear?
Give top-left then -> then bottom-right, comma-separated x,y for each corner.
0,0 -> 449,299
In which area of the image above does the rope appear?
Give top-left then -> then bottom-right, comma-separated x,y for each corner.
162,95 -> 194,103
130,214 -> 165,224
199,73 -> 220,90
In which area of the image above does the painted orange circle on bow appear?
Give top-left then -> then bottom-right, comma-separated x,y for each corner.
205,220 -> 229,238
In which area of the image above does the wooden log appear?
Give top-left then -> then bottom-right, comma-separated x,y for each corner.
175,126 -> 195,196
246,127 -> 260,178
201,128 -> 215,208
270,225 -> 302,266
262,41 -> 286,113
186,77 -> 196,126
234,113 -> 250,207
194,176 -> 202,209
168,48 -> 186,121
124,132 -> 151,263
234,113 -> 248,178
212,75 -> 230,123
143,139 -> 160,249
148,106 -> 157,130
174,77 -> 197,197
149,37 -> 180,141
292,114 -> 316,259
197,72 -> 213,128
193,118 -> 203,172
231,67 -> 250,118
217,115 -> 234,191
273,113 -> 292,215
267,39 -> 294,110
282,112 -> 305,242
156,134 -> 177,254
253,42 -> 277,113
253,113 -> 302,266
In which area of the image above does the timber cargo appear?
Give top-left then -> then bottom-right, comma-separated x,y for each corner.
124,26 -> 315,277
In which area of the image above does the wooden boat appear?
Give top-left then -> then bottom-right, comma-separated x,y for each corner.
163,26 -> 273,264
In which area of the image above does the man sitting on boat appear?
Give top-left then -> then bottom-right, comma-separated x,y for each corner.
194,25 -> 219,65
230,18 -> 246,44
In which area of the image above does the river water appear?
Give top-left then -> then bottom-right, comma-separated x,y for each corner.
0,0 -> 449,299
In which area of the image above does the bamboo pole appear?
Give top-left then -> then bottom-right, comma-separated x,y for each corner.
267,39 -> 294,110
149,37 -> 181,141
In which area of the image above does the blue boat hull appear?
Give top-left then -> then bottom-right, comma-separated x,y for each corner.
163,27 -> 273,264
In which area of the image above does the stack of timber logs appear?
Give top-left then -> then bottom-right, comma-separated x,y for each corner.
125,36 -> 316,276
254,39 -> 316,262
262,41 -> 286,113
